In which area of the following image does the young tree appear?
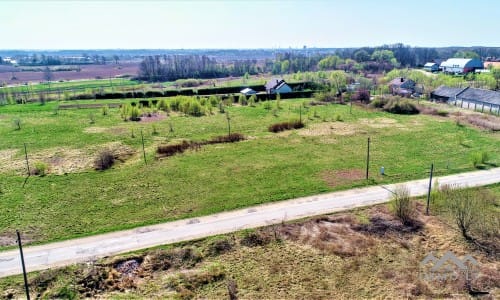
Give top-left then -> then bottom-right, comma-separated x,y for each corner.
491,68 -> 500,90
43,67 -> 53,91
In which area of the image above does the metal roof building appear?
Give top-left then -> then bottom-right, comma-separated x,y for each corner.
430,85 -> 500,114
440,58 -> 483,74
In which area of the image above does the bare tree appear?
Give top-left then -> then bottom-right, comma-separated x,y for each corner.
43,67 -> 53,92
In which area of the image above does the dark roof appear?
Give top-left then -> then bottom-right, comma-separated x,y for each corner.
431,85 -> 466,98
265,78 -> 285,90
389,77 -> 414,87
458,87 -> 500,106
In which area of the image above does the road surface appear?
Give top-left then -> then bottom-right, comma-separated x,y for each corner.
1,168 -> 499,278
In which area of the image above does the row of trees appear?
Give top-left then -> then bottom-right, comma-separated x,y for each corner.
137,55 -> 260,82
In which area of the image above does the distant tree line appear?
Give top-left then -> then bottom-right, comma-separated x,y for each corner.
138,45 -> 500,82
137,55 -> 259,82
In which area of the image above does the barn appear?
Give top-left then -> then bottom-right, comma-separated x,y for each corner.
440,58 -> 483,74
431,85 -> 500,114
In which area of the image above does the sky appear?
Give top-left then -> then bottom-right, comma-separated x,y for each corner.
0,0 -> 499,49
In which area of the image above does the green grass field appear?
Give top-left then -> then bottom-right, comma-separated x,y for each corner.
0,98 -> 498,248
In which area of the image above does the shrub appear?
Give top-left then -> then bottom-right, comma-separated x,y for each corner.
248,94 -> 257,106
209,133 -> 245,144
370,97 -> 388,109
238,94 -> 247,106
157,99 -> 169,112
268,120 -> 304,132
352,89 -> 370,102
94,150 -> 115,170
444,185 -> 485,240
32,161 -> 48,176
390,185 -> 415,225
206,238 -> 233,256
101,105 -> 109,116
314,91 -> 337,102
129,106 -> 141,121
384,97 -> 419,115
240,231 -> 271,247
157,141 -> 195,157
12,118 -> 21,130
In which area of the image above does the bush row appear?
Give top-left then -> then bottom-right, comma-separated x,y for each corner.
157,133 -> 246,157
268,120 -> 305,132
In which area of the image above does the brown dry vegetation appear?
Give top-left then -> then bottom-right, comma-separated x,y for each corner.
320,169 -> 366,188
2,201 -> 498,299
0,142 -> 135,175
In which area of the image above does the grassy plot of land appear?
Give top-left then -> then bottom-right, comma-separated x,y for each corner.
1,186 -> 498,299
0,99 -> 498,247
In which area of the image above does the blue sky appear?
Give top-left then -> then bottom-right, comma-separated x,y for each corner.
0,0 -> 499,49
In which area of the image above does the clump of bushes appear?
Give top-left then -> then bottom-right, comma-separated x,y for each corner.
268,120 -> 305,132
390,185 -> 415,226
94,150 -> 115,170
157,134 -> 245,157
351,89 -> 370,103
470,151 -> 489,168
314,91 -> 338,103
370,96 -> 419,114
208,133 -> 245,144
157,141 -> 196,157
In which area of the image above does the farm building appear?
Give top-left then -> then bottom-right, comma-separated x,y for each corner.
424,62 -> 439,72
388,77 -> 416,97
484,61 -> 500,69
265,78 -> 292,94
240,87 -> 257,95
431,85 -> 500,114
440,58 -> 483,74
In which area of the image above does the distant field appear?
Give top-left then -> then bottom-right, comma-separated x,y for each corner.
0,98 -> 498,248
0,62 -> 139,85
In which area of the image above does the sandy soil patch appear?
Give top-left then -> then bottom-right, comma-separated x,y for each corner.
320,169 -> 365,188
298,122 -> 357,137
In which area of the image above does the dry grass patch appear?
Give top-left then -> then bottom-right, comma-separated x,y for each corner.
358,117 -> 405,129
320,169 -> 365,188
298,122 -> 357,136
83,126 -> 107,133
0,142 -> 135,175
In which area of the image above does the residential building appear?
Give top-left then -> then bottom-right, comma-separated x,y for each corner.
265,78 -> 292,94
424,62 -> 439,72
388,77 -> 416,97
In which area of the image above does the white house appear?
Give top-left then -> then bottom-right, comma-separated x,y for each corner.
423,62 -> 439,72
265,78 -> 292,94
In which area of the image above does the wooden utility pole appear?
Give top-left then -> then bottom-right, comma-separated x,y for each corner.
17,230 -> 30,300
226,111 -> 231,136
366,137 -> 370,180
140,130 -> 147,165
23,143 -> 30,176
426,163 -> 434,215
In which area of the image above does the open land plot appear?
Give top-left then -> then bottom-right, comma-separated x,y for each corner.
0,185 -> 498,299
0,98 -> 498,248
0,63 -> 139,85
